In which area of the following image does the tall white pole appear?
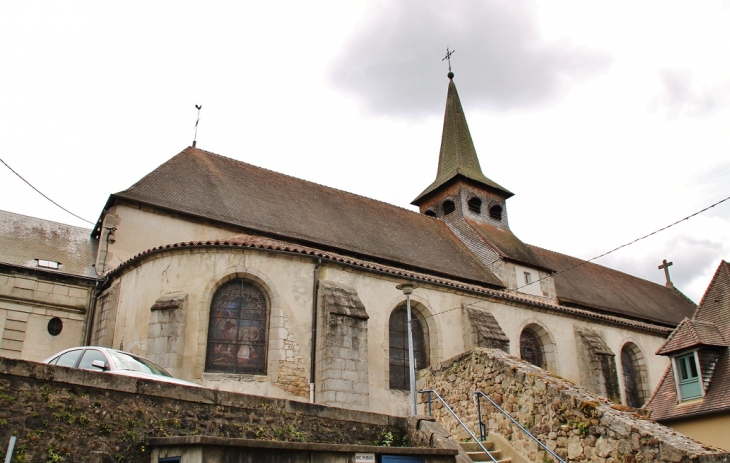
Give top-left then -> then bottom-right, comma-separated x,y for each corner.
406,292 -> 417,415
397,282 -> 419,416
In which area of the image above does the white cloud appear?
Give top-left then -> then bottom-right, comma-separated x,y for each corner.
328,0 -> 612,117
651,69 -> 730,118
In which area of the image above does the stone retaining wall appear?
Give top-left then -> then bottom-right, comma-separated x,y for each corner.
418,348 -> 730,463
0,357 -> 413,463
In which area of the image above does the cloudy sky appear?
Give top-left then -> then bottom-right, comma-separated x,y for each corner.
1,1 -> 728,302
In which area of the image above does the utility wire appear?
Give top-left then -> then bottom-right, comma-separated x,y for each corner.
0,157 -> 94,225
419,193 -> 730,320
508,193 -> 730,293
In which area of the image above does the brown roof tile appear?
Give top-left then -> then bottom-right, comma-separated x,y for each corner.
0,210 -> 96,278
529,245 -> 696,326
657,318 -> 728,355
109,147 -> 503,288
645,261 -> 730,420
465,219 -> 551,270
694,261 -> 730,340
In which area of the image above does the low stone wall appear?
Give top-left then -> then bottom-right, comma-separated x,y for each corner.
418,348 -> 730,463
0,357 -> 416,463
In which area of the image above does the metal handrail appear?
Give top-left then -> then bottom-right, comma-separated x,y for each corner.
418,389 -> 499,463
475,391 -> 566,463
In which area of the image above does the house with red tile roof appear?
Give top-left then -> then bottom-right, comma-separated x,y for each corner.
644,260 -> 730,450
1,74 -> 699,418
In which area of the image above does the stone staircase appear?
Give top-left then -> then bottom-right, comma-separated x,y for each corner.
460,440 -> 511,463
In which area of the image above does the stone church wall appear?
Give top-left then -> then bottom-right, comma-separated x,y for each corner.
97,202 -> 673,415
418,348 -> 730,462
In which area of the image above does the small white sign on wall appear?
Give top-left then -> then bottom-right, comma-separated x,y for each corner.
355,453 -> 376,463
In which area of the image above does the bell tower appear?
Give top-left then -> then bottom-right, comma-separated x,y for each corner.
411,73 -> 513,230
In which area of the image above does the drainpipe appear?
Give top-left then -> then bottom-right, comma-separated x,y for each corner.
85,225 -> 114,346
84,276 -> 108,346
309,259 -> 322,403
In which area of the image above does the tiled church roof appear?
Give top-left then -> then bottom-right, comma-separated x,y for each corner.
465,219 -> 550,270
645,261 -> 730,421
0,210 -> 96,278
109,147 -> 504,288
529,246 -> 696,326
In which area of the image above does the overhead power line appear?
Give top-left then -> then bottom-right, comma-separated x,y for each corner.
510,193 -> 730,293
0,157 -> 94,225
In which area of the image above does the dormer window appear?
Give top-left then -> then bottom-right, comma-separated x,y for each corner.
467,197 -> 482,214
37,259 -> 60,270
424,209 -> 437,217
443,200 -> 455,215
674,352 -> 702,401
489,205 -> 503,221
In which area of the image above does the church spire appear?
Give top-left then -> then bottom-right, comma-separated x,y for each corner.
412,74 -> 512,206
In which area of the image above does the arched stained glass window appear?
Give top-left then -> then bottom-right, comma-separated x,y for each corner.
206,279 -> 268,375
520,329 -> 544,368
621,346 -> 642,407
389,306 -> 428,390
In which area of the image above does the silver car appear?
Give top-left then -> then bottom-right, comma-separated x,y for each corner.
42,346 -> 200,387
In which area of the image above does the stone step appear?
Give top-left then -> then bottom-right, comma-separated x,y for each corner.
460,440 -> 512,463
460,441 -> 495,452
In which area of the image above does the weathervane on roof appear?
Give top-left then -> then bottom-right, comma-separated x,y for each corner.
193,104 -> 202,148
658,259 -> 674,288
442,47 -> 455,79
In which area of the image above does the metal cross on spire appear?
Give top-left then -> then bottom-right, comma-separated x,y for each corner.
658,259 -> 674,287
193,104 -> 202,148
442,47 -> 455,75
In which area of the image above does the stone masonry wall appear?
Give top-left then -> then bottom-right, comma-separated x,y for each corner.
146,292 -> 187,373
418,348 -> 730,463
275,309 -> 309,398
316,282 -> 370,410
575,327 -> 622,404
90,284 -> 119,347
0,356 -> 413,463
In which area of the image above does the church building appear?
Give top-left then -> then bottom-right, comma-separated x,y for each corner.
0,74 -> 697,416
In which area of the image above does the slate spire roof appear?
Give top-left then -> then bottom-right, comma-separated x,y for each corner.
412,75 -> 513,205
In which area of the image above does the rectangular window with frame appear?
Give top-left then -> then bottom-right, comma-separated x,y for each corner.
675,352 -> 702,401
524,272 -> 532,285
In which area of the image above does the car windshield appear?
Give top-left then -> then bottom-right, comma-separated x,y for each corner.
108,351 -> 173,377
